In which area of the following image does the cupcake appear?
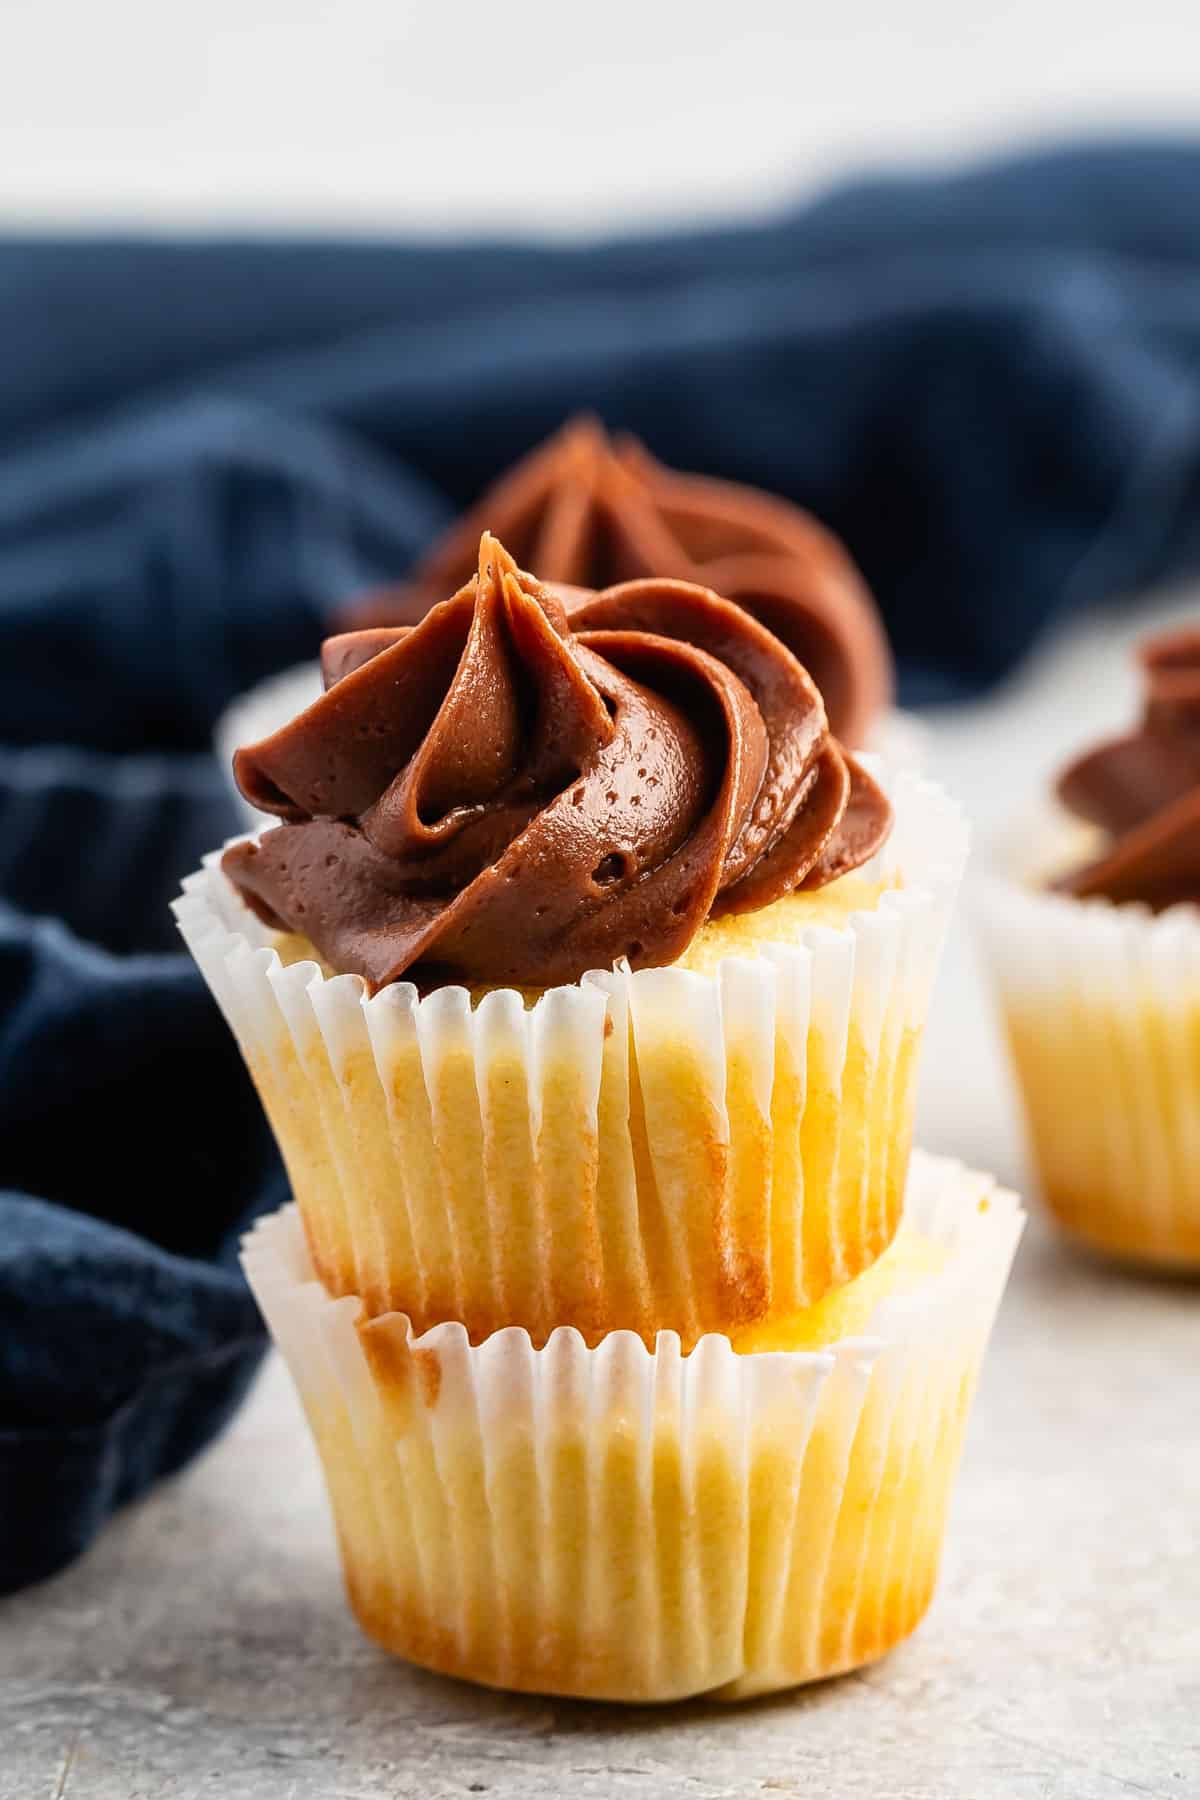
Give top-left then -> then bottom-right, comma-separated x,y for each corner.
242,1149 -> 1023,1702
977,625 -> 1200,1266
179,534 -> 965,1346
340,417 -> 892,750
217,420 -> 924,827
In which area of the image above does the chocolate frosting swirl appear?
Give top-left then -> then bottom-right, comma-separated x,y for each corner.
224,534 -> 891,991
339,418 -> 892,749
1055,627 -> 1200,908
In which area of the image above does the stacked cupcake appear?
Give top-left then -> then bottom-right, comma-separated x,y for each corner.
179,531 -> 1021,1701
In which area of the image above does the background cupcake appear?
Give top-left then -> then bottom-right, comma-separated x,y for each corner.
977,626 -> 1200,1267
337,417 -> 893,748
216,420 -> 926,827
180,534 -> 966,1346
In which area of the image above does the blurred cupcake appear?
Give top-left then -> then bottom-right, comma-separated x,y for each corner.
340,416 -> 893,748
179,534 -> 966,1346
242,1149 -> 1022,1702
216,419 -> 924,829
977,625 -> 1200,1266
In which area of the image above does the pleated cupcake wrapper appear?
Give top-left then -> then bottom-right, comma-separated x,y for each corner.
216,660 -> 323,829
215,660 -> 928,828
176,768 -> 967,1344
242,1149 -> 1022,1703
870,706 -> 930,778
975,864 -> 1200,1265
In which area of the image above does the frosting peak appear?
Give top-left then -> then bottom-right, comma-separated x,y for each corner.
338,418 -> 893,749
224,534 -> 891,991
1055,626 -> 1200,908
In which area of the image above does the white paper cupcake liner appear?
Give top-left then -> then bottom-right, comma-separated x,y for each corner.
976,857 -> 1200,1266
216,661 -> 322,828
177,770 -> 967,1343
215,659 -> 927,828
870,706 -> 930,778
242,1148 -> 1022,1703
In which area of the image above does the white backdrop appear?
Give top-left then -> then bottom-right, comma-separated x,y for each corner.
1,0 -> 1197,232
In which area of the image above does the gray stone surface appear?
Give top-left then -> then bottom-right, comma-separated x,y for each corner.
2,1217 -> 1198,1799
3,601 -> 1200,1797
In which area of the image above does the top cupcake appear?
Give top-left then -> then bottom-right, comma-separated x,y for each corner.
338,417 -> 893,749
225,533 -> 891,991
1054,626 -> 1200,909
184,533 -> 959,1342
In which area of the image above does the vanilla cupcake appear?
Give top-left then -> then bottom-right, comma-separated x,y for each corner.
180,534 -> 965,1345
242,1150 -> 1022,1702
337,416 -> 894,750
977,626 -> 1200,1266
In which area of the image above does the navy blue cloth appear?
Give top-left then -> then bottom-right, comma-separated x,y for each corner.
3,138 -> 1200,1593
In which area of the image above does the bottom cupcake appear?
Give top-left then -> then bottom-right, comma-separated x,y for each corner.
243,1151 -> 1022,1703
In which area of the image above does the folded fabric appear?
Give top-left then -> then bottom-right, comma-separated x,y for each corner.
0,890 -> 288,1589
3,137 -> 1200,1593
